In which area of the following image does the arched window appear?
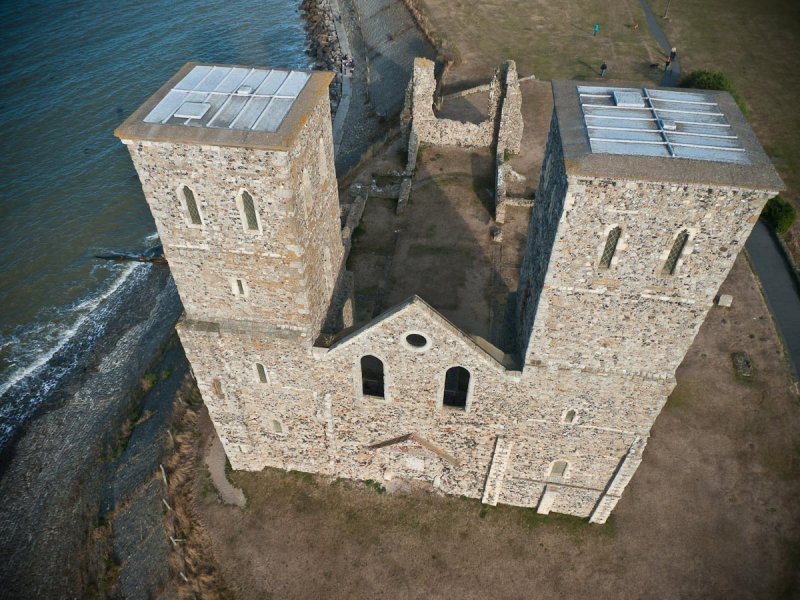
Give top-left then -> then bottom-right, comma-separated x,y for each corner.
361,355 -> 384,398
550,460 -> 568,478
662,229 -> 689,275
599,226 -> 621,269
255,363 -> 268,383
443,366 -> 470,409
563,409 -> 576,424
182,185 -> 202,225
241,190 -> 259,231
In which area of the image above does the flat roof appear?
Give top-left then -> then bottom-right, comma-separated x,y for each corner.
553,81 -> 784,191
115,62 -> 334,151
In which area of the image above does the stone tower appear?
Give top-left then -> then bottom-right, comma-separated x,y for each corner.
513,83 -> 781,519
116,63 -> 342,468
518,83 -> 782,377
116,63 -> 340,339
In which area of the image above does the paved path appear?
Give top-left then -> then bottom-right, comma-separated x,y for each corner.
746,221 -> 800,380
329,0 -> 353,156
638,0 -> 680,86
205,433 -> 246,507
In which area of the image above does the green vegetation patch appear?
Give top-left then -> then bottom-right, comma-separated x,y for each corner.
364,479 -> 386,494
761,195 -> 797,235
679,70 -> 747,115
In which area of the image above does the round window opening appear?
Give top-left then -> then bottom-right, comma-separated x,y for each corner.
405,333 -> 428,348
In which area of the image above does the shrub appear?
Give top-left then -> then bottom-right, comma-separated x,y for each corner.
679,70 -> 746,114
761,195 -> 797,235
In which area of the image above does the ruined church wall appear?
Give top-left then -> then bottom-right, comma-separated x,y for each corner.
177,298 -> 663,516
177,323 -> 335,472
495,61 -> 523,155
409,57 -> 498,149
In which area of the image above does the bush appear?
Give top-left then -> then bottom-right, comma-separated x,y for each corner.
761,195 -> 797,235
679,70 -> 746,114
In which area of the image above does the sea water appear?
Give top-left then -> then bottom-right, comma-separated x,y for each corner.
0,0 -> 311,449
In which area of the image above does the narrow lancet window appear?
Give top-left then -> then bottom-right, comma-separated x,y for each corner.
563,409 -> 576,424
182,185 -> 202,225
361,355 -> 385,398
241,190 -> 259,231
256,363 -> 268,383
662,229 -> 689,275
236,279 -> 245,296
443,366 -> 470,409
599,226 -> 621,269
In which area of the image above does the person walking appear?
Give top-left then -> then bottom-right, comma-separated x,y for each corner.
664,55 -> 672,72
593,23 -> 600,36
669,47 -> 677,62
600,62 -> 607,77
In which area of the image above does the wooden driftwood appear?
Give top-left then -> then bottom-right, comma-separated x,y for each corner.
94,251 -> 167,265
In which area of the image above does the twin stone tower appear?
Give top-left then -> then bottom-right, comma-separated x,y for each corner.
116,62 -> 781,523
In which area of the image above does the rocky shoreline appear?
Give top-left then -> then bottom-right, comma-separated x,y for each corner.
301,0 -> 346,117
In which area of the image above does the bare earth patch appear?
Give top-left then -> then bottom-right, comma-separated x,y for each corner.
186,256 -> 800,599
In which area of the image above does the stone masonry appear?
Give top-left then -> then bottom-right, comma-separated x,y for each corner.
118,63 -> 782,524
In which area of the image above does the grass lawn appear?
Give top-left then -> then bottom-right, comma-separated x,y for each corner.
415,0 -> 664,86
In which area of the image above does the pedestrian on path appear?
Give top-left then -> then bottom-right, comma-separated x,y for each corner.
600,62 -> 607,77
664,55 -> 672,72
593,23 -> 600,36
669,47 -> 677,62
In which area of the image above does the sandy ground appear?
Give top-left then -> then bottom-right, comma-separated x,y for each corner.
186,254 -> 800,599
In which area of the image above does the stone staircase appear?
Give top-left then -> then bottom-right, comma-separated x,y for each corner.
482,436 -> 513,506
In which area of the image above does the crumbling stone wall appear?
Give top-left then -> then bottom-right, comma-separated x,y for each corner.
496,61 -> 523,156
493,61 -> 525,224
405,57 -> 504,171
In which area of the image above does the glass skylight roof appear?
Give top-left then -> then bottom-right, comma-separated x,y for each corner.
577,86 -> 749,165
143,65 -> 310,133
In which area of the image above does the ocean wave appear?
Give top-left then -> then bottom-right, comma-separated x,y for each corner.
0,262 -> 145,399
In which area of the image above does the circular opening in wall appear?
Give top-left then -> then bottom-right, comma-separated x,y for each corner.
406,334 -> 428,348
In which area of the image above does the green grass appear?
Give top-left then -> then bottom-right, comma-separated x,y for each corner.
364,479 -> 386,494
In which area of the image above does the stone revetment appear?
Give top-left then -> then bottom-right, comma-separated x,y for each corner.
117,62 -> 782,523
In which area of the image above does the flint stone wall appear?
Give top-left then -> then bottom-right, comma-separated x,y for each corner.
177,297 -> 668,519
516,106 -> 772,376
493,60 -> 524,223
